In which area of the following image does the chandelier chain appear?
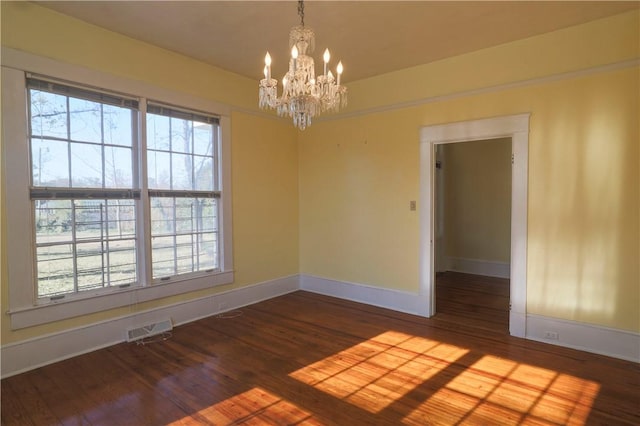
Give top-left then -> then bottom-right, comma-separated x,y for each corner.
298,0 -> 305,27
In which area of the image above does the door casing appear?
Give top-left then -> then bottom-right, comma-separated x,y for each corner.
419,114 -> 529,337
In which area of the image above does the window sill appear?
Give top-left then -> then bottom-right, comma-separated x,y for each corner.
8,270 -> 234,330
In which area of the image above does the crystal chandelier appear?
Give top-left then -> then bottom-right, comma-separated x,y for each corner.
259,0 -> 347,130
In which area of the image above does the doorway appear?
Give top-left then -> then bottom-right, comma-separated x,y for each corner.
419,114 -> 530,338
434,138 -> 512,333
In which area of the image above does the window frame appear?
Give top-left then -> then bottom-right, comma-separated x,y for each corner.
2,48 -> 234,330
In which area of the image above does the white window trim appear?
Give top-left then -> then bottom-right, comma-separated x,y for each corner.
2,48 -> 234,329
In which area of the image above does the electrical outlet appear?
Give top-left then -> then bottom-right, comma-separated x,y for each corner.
543,331 -> 559,340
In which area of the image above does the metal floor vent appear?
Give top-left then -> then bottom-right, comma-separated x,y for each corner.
126,319 -> 173,342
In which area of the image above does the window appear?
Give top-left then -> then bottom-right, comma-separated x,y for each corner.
28,79 -> 139,298
146,104 -> 220,279
3,62 -> 233,329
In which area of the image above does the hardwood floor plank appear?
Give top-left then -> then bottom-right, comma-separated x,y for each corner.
2,290 -> 639,425
0,378 -> 41,426
435,271 -> 510,333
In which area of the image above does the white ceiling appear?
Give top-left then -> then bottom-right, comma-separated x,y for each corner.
38,1 -> 638,83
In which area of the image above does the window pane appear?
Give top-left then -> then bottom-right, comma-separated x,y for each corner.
148,151 -> 171,189
37,244 -> 74,297
198,232 -> 218,270
71,142 -> 103,187
193,122 -> 213,156
103,105 -> 132,147
75,200 -> 104,241
176,198 -> 194,233
69,98 -> 102,143
147,114 -> 170,151
106,200 -> 136,238
151,197 -> 219,278
31,138 -> 69,187
76,242 -> 104,291
104,146 -> 133,188
171,153 -> 192,190
176,234 -> 194,274
108,239 -> 136,285
35,200 -> 73,245
152,235 -> 175,278
200,199 -> 218,232
30,90 -> 68,139
150,197 -> 174,235
171,117 -> 192,153
105,200 -> 137,287
194,156 -> 213,191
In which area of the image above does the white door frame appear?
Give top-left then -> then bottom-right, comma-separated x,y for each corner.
419,114 -> 530,337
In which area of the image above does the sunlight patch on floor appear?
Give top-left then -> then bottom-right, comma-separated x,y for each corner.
402,355 -> 600,425
289,330 -> 470,413
167,387 -> 318,425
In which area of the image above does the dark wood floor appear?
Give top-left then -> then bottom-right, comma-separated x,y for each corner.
435,271 -> 510,333
2,290 -> 639,425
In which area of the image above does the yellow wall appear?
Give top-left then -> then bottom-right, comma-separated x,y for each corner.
299,112 -> 421,291
443,138 -> 511,263
299,11 -> 639,332
0,3 -> 299,344
231,112 -> 299,287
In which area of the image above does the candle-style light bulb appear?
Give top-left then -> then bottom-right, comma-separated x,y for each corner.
336,61 -> 343,86
323,48 -> 330,77
291,45 -> 298,73
264,52 -> 272,80
263,66 -> 268,79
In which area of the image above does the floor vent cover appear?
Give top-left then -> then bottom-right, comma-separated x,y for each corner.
126,319 -> 173,342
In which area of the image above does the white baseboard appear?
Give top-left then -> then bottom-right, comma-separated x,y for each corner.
1,275 -> 299,379
509,311 -> 526,338
526,314 -> 640,363
300,274 -> 430,317
4,273 -> 637,378
447,257 -> 510,279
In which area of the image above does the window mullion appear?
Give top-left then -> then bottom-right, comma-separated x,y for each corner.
169,118 -> 174,190
71,201 -> 79,295
66,97 -> 72,187
101,103 -> 106,188
190,126 -> 195,191
136,100 -> 152,287
190,203 -> 195,273
195,201 -> 200,271
173,198 -> 178,275
101,203 -> 106,289
103,202 -> 110,289
213,126 -> 221,191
